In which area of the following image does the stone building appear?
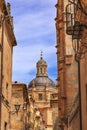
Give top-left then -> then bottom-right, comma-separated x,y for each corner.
0,0 -> 58,130
9,82 -> 45,130
10,82 -> 28,130
28,95 -> 45,130
28,54 -> 57,130
55,0 -> 87,130
0,0 -> 17,129
65,0 -> 87,130
74,1 -> 87,130
55,0 -> 79,129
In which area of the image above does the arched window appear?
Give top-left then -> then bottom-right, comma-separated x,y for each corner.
40,68 -> 42,73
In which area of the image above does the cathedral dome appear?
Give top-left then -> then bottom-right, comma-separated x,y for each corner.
28,76 -> 55,88
28,52 -> 55,88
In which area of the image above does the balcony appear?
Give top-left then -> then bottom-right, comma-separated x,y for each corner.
66,3 -> 83,40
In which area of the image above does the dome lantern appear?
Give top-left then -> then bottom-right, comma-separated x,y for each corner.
28,53 -> 55,88
36,51 -> 48,77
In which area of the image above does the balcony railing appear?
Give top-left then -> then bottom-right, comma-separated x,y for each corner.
66,2 -> 83,40
66,1 -> 87,60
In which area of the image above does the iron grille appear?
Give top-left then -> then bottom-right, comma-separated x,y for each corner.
66,2 -> 83,40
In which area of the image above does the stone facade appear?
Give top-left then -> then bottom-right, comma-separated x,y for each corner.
0,0 -> 16,129
68,94 -> 80,130
10,82 -> 28,130
55,0 -> 79,129
10,82 -> 45,130
28,55 -> 58,130
28,86 -> 57,130
56,0 -> 87,130
28,95 -> 45,130
66,1 -> 87,130
50,93 -> 58,130
76,1 -> 87,129
0,1 -> 58,129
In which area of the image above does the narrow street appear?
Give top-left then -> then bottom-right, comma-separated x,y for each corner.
0,0 -> 87,130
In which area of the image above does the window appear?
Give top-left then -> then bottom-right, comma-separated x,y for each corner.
40,68 -> 42,73
38,94 -> 43,100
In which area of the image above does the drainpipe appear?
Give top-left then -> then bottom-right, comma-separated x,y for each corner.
77,60 -> 82,130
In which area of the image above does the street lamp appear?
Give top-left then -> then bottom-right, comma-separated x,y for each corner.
9,103 -> 21,115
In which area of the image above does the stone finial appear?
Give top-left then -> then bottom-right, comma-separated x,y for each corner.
7,3 -> 11,15
40,49 -> 43,59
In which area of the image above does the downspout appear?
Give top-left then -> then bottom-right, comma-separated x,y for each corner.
77,60 -> 82,130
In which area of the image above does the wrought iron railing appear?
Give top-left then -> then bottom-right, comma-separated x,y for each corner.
66,2 -> 83,40
66,0 -> 87,60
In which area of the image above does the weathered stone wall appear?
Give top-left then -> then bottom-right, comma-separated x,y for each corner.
69,111 -> 80,130
68,93 -> 80,130
80,53 -> 87,130
55,0 -> 78,129
0,0 -> 16,129
28,86 -> 57,130
10,83 -> 27,130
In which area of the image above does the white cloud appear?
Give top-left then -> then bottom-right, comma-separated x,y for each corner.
14,16 -> 54,41
12,43 -> 57,84
5,0 -> 57,84
13,43 -> 56,72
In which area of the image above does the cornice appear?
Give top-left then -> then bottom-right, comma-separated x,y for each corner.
5,18 -> 17,46
0,0 -> 17,46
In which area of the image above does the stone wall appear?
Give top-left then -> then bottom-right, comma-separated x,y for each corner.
10,83 -> 28,130
0,0 -> 16,129
28,86 -> 57,130
55,1 -> 78,129
69,94 -> 80,130
80,53 -> 87,130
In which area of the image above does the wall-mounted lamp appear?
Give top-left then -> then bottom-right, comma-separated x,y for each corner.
9,103 -> 21,115
14,103 -> 21,113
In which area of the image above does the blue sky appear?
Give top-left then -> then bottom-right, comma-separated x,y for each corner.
6,0 -> 57,84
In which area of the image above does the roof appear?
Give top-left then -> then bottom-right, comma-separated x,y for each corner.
28,76 -> 55,88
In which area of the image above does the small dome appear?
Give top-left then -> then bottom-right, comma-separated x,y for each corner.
28,52 -> 55,88
36,52 -> 48,77
28,76 -> 55,88
36,57 -> 47,67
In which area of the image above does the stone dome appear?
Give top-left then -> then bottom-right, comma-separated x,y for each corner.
28,76 -> 55,88
28,52 -> 55,88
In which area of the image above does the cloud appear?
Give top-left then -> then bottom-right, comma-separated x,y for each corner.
14,16 -> 55,42
6,0 -> 57,84
13,43 -> 57,84
13,43 -> 56,72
